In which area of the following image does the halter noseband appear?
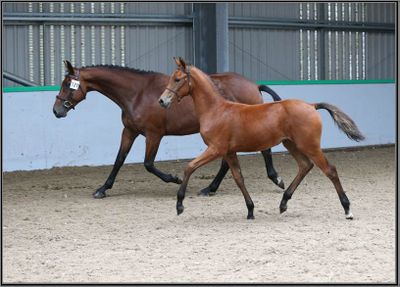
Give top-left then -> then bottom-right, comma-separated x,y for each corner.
55,69 -> 85,110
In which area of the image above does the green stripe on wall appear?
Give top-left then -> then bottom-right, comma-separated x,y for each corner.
2,79 -> 395,93
257,79 -> 395,85
3,85 -> 61,93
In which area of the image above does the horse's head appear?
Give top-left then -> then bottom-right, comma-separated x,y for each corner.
53,60 -> 87,118
159,57 -> 192,109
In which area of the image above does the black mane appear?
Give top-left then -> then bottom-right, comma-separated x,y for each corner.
82,64 -> 160,75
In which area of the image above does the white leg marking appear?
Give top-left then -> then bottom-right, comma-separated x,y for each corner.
345,211 -> 354,220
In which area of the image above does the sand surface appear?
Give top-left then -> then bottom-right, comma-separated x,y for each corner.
3,146 -> 396,283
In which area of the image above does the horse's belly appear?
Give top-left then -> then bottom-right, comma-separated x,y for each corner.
230,129 -> 283,152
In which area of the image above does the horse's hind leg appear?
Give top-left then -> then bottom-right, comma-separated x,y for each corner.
225,153 -> 255,219
279,140 -> 314,214
144,133 -> 182,184
304,148 -> 353,219
261,149 -> 285,189
93,128 -> 138,199
198,159 -> 229,196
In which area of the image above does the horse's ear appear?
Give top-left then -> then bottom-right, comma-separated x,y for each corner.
174,57 -> 187,70
63,60 -> 74,75
178,57 -> 187,70
174,57 -> 181,67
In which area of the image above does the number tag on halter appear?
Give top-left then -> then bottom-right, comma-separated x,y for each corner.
70,79 -> 80,90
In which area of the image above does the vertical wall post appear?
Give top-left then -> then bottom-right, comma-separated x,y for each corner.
193,3 -> 229,73
318,3 -> 326,80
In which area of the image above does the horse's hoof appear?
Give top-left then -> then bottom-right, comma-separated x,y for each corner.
172,176 -> 183,184
177,205 -> 184,215
279,204 -> 287,214
247,214 -> 255,220
274,177 -> 285,189
93,189 -> 106,199
345,212 -> 354,220
198,187 -> 216,197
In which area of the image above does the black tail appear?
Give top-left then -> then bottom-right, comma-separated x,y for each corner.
315,102 -> 365,142
258,85 -> 282,102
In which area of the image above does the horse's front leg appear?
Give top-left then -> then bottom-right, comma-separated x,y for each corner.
93,128 -> 138,199
144,134 -> 182,184
261,149 -> 285,189
177,148 -> 220,215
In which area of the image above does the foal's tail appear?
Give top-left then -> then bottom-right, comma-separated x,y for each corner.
315,102 -> 365,142
258,85 -> 282,101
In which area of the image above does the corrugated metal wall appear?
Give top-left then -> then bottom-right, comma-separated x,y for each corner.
229,2 -> 299,18
3,2 -> 193,87
3,2 -> 395,86
229,2 -> 395,81
229,28 -> 300,81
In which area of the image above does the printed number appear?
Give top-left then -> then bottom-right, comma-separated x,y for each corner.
70,80 -> 80,90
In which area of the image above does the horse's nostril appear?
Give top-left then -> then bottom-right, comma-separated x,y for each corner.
159,98 -> 164,105
53,108 -> 63,118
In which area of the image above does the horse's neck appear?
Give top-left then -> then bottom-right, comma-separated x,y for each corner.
82,68 -> 150,110
191,67 -> 225,117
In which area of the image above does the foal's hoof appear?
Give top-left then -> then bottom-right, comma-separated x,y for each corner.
177,205 -> 184,215
171,176 -> 183,184
198,187 -> 216,197
274,177 -> 285,190
247,214 -> 255,220
93,189 -> 106,199
279,204 -> 287,214
345,212 -> 354,220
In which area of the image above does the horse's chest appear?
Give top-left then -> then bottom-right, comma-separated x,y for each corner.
122,112 -> 142,130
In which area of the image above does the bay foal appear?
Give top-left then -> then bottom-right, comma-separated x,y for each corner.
159,57 -> 364,220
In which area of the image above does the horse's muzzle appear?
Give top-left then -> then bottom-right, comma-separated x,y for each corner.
158,92 -> 173,109
159,98 -> 170,109
53,108 -> 67,118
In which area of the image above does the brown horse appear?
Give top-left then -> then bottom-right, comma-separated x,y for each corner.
159,57 -> 365,220
53,60 -> 284,199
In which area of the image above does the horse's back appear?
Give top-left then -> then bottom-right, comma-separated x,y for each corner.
209,72 -> 263,105
236,99 -> 322,142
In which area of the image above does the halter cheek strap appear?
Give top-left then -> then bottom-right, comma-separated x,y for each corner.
186,66 -> 192,97
173,66 -> 192,102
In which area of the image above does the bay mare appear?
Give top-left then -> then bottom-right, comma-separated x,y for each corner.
159,57 -> 365,220
53,60 -> 284,199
